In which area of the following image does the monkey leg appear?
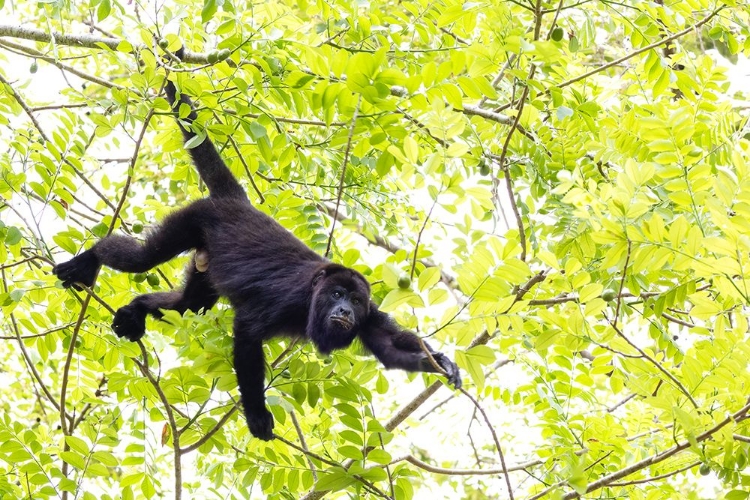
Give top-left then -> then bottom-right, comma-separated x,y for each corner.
93,202 -> 209,273
54,200 -> 212,288
113,259 -> 219,341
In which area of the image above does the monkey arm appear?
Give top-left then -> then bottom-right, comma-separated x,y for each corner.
233,319 -> 275,440
360,307 -> 462,389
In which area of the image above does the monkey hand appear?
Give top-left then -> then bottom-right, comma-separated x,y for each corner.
53,250 -> 100,290
423,352 -> 462,390
112,305 -> 147,342
246,407 -> 274,441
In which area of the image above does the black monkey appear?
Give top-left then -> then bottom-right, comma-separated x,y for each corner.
53,78 -> 461,440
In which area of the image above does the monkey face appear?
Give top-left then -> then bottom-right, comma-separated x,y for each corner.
307,267 -> 370,354
326,285 -> 367,332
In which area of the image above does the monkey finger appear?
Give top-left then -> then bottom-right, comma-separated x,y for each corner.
449,370 -> 462,389
439,358 -> 462,389
452,372 -> 462,389
61,279 -> 82,291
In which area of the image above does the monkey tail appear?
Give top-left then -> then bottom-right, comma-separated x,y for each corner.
164,80 -> 247,200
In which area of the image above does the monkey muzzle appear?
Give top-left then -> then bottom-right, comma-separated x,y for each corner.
330,315 -> 354,330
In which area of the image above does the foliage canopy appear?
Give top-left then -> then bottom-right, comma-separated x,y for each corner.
0,0 -> 750,498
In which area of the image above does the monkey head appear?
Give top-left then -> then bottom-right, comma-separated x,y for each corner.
308,264 -> 370,354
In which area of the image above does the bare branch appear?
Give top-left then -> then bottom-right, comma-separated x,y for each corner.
0,24 -> 207,63
389,454 -> 542,475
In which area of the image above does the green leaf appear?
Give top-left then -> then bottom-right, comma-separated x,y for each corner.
92,451 -> 118,467
579,283 -> 603,303
339,430 -> 363,445
5,227 -> 22,245
314,470 -> 355,492
60,451 -> 86,470
65,436 -> 89,455
652,68 -> 670,98
556,106 -> 573,121
103,347 -> 119,371
184,133 -> 206,149
9,289 -> 24,302
418,267 -> 441,292
91,223 -> 108,238
141,476 -> 156,499
338,446 -> 363,460
120,473 -> 145,487
307,383 -> 320,407
375,372 -> 389,394
216,19 -> 236,35
379,289 -> 424,312
466,345 -> 495,365
440,83 -> 463,109
366,449 -> 391,464
286,71 -> 316,89
201,0 -> 217,23
456,350 -> 484,389
96,0 -> 111,21
58,478 -> 77,492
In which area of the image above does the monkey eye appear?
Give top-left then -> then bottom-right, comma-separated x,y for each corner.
351,298 -> 361,306
332,291 -> 343,299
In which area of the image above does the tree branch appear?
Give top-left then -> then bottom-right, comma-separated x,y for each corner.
562,399 -> 750,499
0,24 -> 207,63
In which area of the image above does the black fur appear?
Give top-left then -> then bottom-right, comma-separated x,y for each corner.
53,78 -> 461,441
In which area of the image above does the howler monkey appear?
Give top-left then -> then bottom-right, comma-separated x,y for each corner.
53,78 -> 461,440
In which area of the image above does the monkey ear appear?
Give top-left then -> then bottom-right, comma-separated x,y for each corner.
312,269 -> 327,287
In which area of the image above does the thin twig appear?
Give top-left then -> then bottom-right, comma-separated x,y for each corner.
607,461 -> 699,487
180,404 -> 239,454
606,242 -> 699,408
0,72 -> 48,136
3,273 -> 65,417
493,7 -> 726,114
320,204 -> 456,286
0,322 -> 75,340
274,434 -> 339,467
71,376 -> 107,430
0,39 -> 124,90
607,393 -> 637,413
134,341 -> 182,500
290,411 -> 318,480
459,388 -> 514,500
389,454 -> 542,476
409,200 -> 437,280
325,94 -> 362,258
419,359 -> 511,420
557,7 -> 725,91
223,133 -> 266,203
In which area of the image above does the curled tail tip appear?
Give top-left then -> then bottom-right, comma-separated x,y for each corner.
163,47 -> 184,104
